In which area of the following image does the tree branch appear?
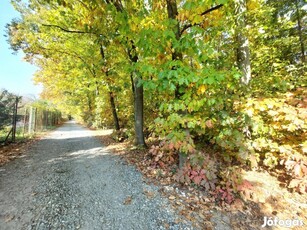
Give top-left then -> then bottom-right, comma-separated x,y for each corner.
38,45 -> 97,77
200,4 -> 224,16
180,4 -> 224,35
106,0 -> 124,12
41,24 -> 98,35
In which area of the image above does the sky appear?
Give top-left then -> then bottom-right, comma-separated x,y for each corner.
0,0 -> 42,97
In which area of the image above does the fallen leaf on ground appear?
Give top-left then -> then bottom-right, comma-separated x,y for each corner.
143,190 -> 155,199
5,215 -> 15,222
123,196 -> 132,205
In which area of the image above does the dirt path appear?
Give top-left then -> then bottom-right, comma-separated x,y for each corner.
0,121 -> 197,230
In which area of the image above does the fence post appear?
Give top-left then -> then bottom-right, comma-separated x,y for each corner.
28,107 -> 35,134
11,97 -> 19,142
28,107 -> 32,134
34,108 -> 38,132
23,107 -> 27,137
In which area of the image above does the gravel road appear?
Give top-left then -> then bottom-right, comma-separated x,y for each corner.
0,121 -> 194,230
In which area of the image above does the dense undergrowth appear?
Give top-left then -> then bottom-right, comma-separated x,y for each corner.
113,85 -> 307,203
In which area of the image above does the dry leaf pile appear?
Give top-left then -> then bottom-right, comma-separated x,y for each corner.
98,133 -> 307,230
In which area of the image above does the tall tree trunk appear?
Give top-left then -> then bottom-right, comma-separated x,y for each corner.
166,0 -> 188,168
106,0 -> 146,147
130,73 -> 135,94
133,74 -> 146,147
235,0 -> 251,85
166,1 -> 224,167
87,89 -> 93,113
100,44 -> 121,131
109,91 -> 120,131
126,39 -> 146,147
166,0 -> 182,60
295,0 -> 305,63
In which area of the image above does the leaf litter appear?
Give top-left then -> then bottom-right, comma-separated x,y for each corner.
98,133 -> 307,230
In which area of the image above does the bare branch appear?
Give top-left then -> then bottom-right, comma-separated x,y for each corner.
200,4 -> 224,16
180,4 -> 224,35
41,24 -> 98,35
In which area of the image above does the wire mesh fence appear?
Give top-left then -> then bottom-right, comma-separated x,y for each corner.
0,95 -> 61,145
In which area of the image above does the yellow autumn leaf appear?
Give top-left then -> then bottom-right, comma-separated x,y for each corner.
268,110 -> 278,116
130,23 -> 137,32
258,104 -> 267,111
301,142 -> 307,153
246,108 -> 254,117
197,85 -> 206,95
247,0 -> 260,10
177,13 -> 185,22
192,15 -> 203,25
266,100 -> 275,109
201,20 -> 210,29
287,123 -> 297,132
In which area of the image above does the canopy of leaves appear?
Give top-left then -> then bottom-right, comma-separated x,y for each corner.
6,0 -> 307,194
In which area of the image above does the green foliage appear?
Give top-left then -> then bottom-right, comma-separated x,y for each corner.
7,0 -> 307,195
0,89 -> 18,129
30,99 -> 58,112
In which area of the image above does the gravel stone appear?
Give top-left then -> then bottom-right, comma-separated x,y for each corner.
0,121 -> 195,230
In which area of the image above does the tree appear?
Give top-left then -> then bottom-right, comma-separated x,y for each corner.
7,0 -> 124,130
106,0 -> 147,147
0,89 -> 18,129
6,0 -> 306,185
294,0 -> 305,63
235,0 -> 251,85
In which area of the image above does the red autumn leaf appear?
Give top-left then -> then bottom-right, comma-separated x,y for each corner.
190,170 -> 198,176
193,176 -> 202,185
237,180 -> 253,191
158,161 -> 165,168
